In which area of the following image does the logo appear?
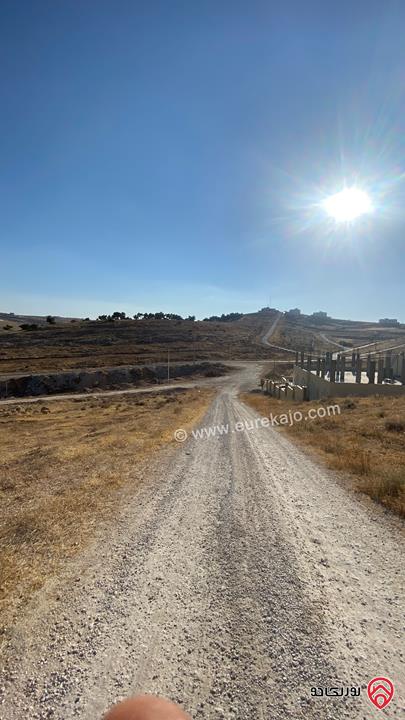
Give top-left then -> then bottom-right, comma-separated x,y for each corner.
367,677 -> 394,709
174,428 -> 188,443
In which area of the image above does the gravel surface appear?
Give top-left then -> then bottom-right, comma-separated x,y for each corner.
0,363 -> 403,719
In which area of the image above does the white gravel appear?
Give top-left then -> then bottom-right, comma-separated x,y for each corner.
0,364 -> 404,719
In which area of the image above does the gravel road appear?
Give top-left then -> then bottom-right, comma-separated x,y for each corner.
0,363 -> 403,719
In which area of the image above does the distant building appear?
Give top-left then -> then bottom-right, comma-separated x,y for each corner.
379,318 -> 399,326
288,308 -> 301,316
311,311 -> 328,321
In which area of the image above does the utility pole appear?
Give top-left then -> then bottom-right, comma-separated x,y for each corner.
167,348 -> 170,382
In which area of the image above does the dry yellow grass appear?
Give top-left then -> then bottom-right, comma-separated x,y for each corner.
0,388 -> 214,636
0,314 -> 274,374
241,392 -> 405,518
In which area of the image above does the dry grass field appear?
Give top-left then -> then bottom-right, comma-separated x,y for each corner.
2,310 -> 404,378
242,392 -> 405,519
0,313 -> 277,376
0,387 -> 215,638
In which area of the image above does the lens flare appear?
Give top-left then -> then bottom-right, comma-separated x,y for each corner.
322,187 -> 373,222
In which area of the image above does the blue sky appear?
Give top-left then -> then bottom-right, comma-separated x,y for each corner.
1,1 -> 404,320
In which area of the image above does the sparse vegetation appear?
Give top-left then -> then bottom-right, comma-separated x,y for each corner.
0,387 -> 215,633
0,312 -> 277,374
384,418 -> 405,433
19,323 -> 39,331
241,392 -> 405,518
203,312 -> 243,322
98,311 -> 186,321
4,308 -> 405,374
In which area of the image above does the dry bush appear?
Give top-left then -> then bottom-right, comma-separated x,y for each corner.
343,399 -> 357,410
332,448 -> 371,476
358,468 -> 405,516
384,418 -> 405,433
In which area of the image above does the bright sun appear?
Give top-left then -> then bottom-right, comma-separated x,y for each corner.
322,187 -> 373,222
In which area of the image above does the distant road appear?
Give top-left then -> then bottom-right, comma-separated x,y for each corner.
0,379 -> 210,405
0,373 -> 234,406
261,312 -> 297,354
318,332 -> 347,351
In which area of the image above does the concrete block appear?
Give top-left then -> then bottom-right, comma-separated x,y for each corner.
286,385 -> 294,400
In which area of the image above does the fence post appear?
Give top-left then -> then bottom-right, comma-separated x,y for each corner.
356,354 -> 362,383
377,355 -> 384,384
336,354 -> 340,380
340,354 -> 346,382
385,351 -> 393,381
401,353 -> 405,385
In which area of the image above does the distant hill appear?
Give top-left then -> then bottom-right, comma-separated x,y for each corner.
0,312 -> 78,325
1,307 -> 405,376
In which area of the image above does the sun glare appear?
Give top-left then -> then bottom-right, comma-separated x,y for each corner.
322,187 -> 373,222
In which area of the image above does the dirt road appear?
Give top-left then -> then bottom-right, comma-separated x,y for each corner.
261,312 -> 296,355
0,363 -> 403,719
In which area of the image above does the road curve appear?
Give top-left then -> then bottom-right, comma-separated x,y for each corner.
0,364 -> 403,719
261,312 -> 297,355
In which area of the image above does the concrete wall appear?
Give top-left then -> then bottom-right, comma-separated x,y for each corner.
264,379 -> 308,402
293,385 -> 306,402
293,366 -> 405,401
286,385 -> 295,401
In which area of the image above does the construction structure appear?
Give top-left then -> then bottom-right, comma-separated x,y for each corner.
264,349 -> 405,401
